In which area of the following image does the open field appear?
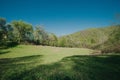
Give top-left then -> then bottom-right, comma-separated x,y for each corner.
0,45 -> 120,80
0,45 -> 93,64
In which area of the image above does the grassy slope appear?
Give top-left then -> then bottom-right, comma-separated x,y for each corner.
0,45 -> 120,80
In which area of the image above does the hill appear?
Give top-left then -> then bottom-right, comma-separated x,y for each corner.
58,25 -> 120,53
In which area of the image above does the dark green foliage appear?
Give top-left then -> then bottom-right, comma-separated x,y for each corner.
11,20 -> 33,43
0,18 -> 7,45
0,18 -> 15,46
0,55 -> 120,80
0,17 -> 59,46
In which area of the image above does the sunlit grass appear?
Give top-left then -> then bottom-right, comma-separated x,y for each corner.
0,45 -> 93,64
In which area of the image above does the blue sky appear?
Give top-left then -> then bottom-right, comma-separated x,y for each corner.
0,0 -> 120,36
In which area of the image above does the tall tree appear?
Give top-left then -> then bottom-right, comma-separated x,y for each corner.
48,33 -> 58,46
11,20 -> 33,43
0,18 -> 7,45
33,26 -> 48,45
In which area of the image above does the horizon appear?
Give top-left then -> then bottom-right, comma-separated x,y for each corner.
0,0 -> 120,36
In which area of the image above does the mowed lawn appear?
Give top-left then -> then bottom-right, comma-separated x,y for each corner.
0,45 -> 120,80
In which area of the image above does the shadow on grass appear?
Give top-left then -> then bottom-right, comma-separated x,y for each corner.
0,42 -> 18,55
0,51 -> 10,55
0,55 -> 43,80
0,42 -> 18,50
0,55 -> 120,80
71,55 -> 120,80
6,42 -> 19,48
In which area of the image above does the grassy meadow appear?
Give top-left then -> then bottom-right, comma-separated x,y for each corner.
0,45 -> 93,64
0,45 -> 120,80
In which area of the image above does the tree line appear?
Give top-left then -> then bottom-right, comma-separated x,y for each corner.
0,17 -> 120,53
0,17 -> 58,47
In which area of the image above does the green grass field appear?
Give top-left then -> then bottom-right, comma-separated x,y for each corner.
0,45 -> 93,64
0,45 -> 120,80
